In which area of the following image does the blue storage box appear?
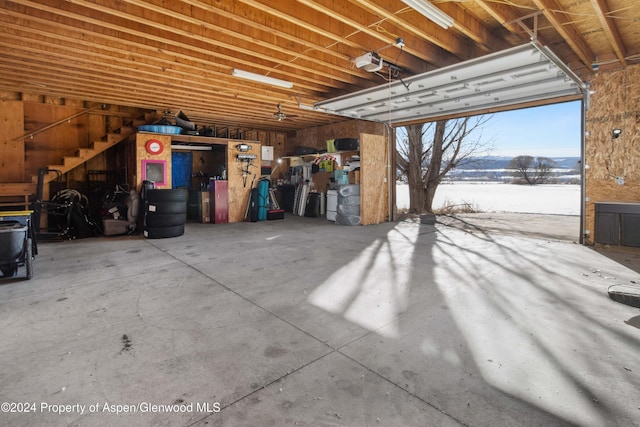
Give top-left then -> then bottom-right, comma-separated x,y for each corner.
137,125 -> 183,134
334,170 -> 349,185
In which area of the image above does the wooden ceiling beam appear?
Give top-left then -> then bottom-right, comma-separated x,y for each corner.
589,0 -> 627,66
340,0 -> 468,76
10,0 -> 355,95
0,12 -> 338,109
0,18 -> 324,105
330,0 -> 472,61
531,0 -> 595,68
111,0 -> 371,85
0,68 -> 325,132
236,0 -> 443,71
437,1 -> 512,54
475,0 -> 547,44
0,59 -> 320,130
296,0 -> 456,69
184,0 -> 352,64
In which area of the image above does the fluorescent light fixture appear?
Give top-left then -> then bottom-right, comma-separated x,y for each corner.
401,0 -> 454,29
171,145 -> 212,151
232,69 -> 293,89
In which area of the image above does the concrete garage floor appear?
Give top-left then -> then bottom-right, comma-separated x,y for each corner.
0,213 -> 639,426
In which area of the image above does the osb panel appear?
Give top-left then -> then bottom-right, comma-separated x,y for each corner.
44,96 -> 64,105
23,102 -> 88,178
0,91 -> 20,101
584,64 -> 640,242
227,141 -> 261,223
88,114 -> 107,144
292,120 -> 386,154
65,99 -> 85,108
360,133 -> 389,225
237,130 -> 287,173
135,133 -> 172,190
21,93 -> 43,103
0,100 -> 25,182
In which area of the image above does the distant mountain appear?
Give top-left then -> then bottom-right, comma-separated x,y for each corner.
454,156 -> 580,171
446,156 -> 581,183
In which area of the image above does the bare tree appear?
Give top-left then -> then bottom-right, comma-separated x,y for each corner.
507,155 -> 557,185
396,115 -> 493,213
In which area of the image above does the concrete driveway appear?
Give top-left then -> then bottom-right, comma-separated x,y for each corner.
0,213 -> 638,426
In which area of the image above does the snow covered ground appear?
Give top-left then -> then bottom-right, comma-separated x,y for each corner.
396,182 -> 581,215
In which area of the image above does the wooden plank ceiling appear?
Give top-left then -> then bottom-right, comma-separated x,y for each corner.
1,0 -> 639,132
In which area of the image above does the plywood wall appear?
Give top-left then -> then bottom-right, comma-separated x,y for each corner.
23,102 -> 90,179
584,64 -> 640,243
292,120 -> 386,153
0,100 -> 25,182
135,133 -> 172,190
244,130 -> 288,180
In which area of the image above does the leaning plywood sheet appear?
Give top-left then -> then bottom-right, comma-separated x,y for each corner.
227,142 -> 261,223
360,133 -> 388,225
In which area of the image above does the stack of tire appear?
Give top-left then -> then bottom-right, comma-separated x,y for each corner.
335,184 -> 360,226
143,188 -> 188,239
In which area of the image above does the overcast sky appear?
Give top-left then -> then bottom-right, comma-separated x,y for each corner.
480,100 -> 582,158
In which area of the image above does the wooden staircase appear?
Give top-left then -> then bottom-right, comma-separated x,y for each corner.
0,112 -> 156,210
35,121 -> 141,185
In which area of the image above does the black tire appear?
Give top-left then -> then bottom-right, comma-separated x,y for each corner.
145,213 -> 187,227
25,238 -> 33,280
144,224 -> 185,239
145,188 -> 189,203
145,201 -> 188,215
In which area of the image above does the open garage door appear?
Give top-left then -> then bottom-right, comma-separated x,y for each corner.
314,42 -> 588,240
313,42 -> 586,125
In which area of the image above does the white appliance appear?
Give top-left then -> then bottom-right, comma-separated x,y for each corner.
326,189 -> 337,221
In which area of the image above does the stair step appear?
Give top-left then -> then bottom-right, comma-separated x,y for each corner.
106,134 -> 119,144
63,156 -> 85,168
28,112 -> 156,186
106,130 -> 133,143
76,148 -> 94,158
91,141 -> 112,151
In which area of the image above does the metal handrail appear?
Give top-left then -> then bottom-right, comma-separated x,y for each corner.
7,108 -> 96,144
7,107 -> 143,144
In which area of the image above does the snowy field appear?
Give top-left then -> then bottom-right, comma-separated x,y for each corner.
396,182 -> 581,215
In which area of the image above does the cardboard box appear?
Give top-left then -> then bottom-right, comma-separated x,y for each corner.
200,191 -> 211,223
103,219 -> 129,236
312,171 -> 331,192
348,170 -> 360,184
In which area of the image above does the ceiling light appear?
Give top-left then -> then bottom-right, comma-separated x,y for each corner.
231,69 -> 293,89
401,0 -> 454,29
171,145 -> 212,151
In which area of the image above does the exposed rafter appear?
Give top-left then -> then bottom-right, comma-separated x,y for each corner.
0,0 -> 638,131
